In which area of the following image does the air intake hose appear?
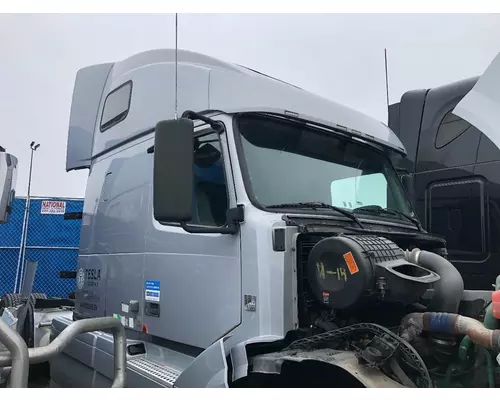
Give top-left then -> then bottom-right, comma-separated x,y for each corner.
404,248 -> 464,313
400,312 -> 500,353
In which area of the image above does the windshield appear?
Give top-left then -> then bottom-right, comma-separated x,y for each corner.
236,114 -> 415,222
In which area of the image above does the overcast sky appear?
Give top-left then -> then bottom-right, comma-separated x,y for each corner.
1,13 -> 500,199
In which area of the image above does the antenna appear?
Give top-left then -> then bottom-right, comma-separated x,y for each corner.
174,13 -> 179,120
384,48 -> 390,110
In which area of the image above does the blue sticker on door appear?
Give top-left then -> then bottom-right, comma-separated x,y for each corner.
145,280 -> 160,302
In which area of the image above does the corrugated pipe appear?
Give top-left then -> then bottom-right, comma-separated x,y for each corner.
404,248 -> 464,313
400,312 -> 500,353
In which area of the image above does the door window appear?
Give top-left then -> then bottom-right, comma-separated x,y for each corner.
190,132 -> 229,227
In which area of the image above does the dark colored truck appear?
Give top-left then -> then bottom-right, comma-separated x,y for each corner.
389,72 -> 500,290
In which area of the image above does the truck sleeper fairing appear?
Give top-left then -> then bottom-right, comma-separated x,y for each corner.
65,49 -> 406,177
66,63 -> 113,172
453,52 -> 500,151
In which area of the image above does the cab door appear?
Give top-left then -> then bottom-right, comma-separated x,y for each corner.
144,116 -> 241,350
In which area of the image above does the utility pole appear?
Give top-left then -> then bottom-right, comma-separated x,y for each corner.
14,141 -> 40,293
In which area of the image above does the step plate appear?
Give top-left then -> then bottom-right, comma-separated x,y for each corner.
128,357 -> 181,388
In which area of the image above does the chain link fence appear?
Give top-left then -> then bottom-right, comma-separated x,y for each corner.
0,197 -> 83,298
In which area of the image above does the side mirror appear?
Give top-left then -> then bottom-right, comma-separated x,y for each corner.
153,118 -> 194,223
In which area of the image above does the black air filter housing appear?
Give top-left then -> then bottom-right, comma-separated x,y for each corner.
307,235 -> 440,309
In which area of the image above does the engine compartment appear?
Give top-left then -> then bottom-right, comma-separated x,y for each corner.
246,231 -> 499,388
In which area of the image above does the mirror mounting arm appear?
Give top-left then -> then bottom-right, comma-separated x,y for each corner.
395,167 -> 410,176
147,111 -> 224,155
180,205 -> 245,235
182,110 -> 224,134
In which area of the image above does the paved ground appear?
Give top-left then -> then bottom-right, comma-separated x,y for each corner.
0,363 -> 50,388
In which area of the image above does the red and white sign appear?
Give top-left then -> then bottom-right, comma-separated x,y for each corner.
41,200 -> 66,215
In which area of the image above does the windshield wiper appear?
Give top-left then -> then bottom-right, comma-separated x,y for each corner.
267,201 -> 364,229
353,205 -> 422,231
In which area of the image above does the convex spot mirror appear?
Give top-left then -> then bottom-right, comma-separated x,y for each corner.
153,118 -> 194,223
194,141 -> 221,168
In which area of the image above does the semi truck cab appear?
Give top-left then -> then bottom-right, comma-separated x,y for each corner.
41,49 -> 497,388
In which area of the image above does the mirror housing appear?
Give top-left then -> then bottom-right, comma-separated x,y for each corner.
153,118 -> 194,223
151,111 -> 244,235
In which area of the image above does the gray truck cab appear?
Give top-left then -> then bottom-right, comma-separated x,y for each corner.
0,147 -> 18,225
49,49 -> 486,388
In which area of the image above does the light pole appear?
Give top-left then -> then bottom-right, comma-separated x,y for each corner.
14,141 -> 40,293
